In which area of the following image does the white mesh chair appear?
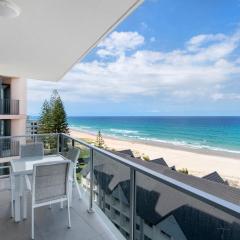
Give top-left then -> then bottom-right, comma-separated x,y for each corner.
65,148 -> 81,200
20,143 -> 44,158
12,143 -> 44,220
26,160 -> 72,239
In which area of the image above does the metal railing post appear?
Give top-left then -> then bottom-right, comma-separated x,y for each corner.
130,168 -> 136,240
57,134 -> 60,154
88,147 -> 94,213
60,134 -> 64,153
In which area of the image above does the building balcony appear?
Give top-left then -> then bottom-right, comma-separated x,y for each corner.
0,99 -> 19,115
0,178 -> 118,240
0,133 -> 239,240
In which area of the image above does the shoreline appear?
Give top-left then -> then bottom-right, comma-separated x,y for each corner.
70,128 -> 240,160
70,128 -> 240,188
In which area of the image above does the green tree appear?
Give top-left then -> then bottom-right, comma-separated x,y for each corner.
38,90 -> 69,134
95,130 -> 105,148
142,154 -> 150,161
178,168 -> 189,175
38,100 -> 52,133
51,90 -> 69,133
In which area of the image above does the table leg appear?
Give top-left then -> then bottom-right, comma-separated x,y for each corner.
14,175 -> 24,222
11,174 -> 21,222
14,194 -> 21,222
22,190 -> 27,219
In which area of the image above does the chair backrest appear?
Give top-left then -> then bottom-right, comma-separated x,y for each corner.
65,148 -> 80,164
32,160 -> 71,204
20,143 -> 44,158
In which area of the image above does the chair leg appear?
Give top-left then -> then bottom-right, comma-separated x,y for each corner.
67,199 -> 71,229
14,194 -> 21,222
74,171 -> 82,200
23,191 -> 27,219
68,179 -> 73,207
74,179 -> 82,200
11,199 -> 14,218
31,207 -> 34,240
60,200 -> 64,209
10,174 -> 15,218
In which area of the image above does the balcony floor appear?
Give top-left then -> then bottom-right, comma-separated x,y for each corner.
0,178 -> 117,240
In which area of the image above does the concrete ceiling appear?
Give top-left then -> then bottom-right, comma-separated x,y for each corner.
0,0 -> 143,81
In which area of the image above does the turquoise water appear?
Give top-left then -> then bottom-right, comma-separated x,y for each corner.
68,116 -> 240,153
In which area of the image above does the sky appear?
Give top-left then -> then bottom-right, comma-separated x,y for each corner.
28,0 -> 240,116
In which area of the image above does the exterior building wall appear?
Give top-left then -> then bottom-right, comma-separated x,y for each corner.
26,119 -> 39,135
10,78 -> 27,136
0,77 -> 27,136
82,176 -> 171,240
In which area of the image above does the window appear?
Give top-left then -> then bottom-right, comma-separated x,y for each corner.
136,224 -> 140,230
114,209 -> 120,216
105,203 -> 110,210
144,235 -> 152,240
160,230 -> 172,239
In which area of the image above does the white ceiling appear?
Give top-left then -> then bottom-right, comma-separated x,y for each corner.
0,0 -> 142,81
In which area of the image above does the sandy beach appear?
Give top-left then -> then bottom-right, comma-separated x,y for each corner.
70,129 -> 240,187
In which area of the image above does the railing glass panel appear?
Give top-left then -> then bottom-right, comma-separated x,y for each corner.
60,134 -> 90,186
0,134 -> 59,158
60,134 -> 240,240
92,149 -> 131,239
135,172 -> 240,240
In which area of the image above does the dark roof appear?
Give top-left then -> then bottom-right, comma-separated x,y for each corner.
116,149 -> 135,158
94,150 -> 240,205
170,165 -> 176,171
91,149 -> 240,239
202,171 -> 227,185
151,157 -> 168,167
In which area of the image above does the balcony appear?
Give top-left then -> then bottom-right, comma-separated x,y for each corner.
0,99 -> 19,115
0,179 -> 118,240
0,133 -> 240,240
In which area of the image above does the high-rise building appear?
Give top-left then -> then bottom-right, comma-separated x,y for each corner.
0,76 -> 26,137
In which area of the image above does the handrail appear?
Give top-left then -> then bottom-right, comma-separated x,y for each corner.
0,133 -> 59,140
61,133 -> 240,218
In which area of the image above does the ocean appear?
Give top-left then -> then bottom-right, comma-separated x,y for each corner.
68,116 -> 240,154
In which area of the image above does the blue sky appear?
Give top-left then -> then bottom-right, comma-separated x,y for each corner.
28,0 -> 240,116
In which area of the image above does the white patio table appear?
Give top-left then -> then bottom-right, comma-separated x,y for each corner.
10,155 -> 66,222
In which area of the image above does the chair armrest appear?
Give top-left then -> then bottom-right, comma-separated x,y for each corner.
25,175 -> 32,191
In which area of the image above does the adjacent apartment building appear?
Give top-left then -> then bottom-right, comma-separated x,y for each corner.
26,118 -> 39,135
0,76 -> 26,136
0,76 -> 26,158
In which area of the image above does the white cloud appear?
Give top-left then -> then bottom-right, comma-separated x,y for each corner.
28,30 -> 240,105
97,31 -> 144,58
211,93 -> 224,101
211,92 -> 240,101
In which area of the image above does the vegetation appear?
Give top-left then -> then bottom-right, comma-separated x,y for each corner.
38,90 -> 69,134
142,154 -> 150,161
38,100 -> 52,133
178,168 -> 189,175
95,130 -> 105,148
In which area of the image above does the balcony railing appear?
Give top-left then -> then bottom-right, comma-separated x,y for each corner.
0,99 -> 19,115
0,133 -> 240,240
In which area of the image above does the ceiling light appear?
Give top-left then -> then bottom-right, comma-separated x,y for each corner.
0,0 -> 21,18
